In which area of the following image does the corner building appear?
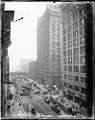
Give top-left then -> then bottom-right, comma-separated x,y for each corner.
1,3 -> 14,117
37,4 -> 62,88
60,3 -> 93,116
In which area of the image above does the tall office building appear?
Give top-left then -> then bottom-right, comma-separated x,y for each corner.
37,3 -> 62,88
29,61 -> 38,80
60,3 -> 93,116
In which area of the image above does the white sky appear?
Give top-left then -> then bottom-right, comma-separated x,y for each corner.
5,2 -> 51,72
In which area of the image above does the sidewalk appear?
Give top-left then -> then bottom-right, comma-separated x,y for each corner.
61,97 -> 88,117
10,101 -> 27,119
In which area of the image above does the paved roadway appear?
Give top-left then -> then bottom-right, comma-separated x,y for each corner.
30,95 -> 57,116
21,89 -> 67,119
11,78 -> 67,119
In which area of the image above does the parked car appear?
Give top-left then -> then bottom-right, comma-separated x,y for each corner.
44,97 -> 50,104
34,90 -> 40,94
50,97 -> 57,105
51,103 -> 61,114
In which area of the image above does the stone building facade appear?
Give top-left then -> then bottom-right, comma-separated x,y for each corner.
1,3 -> 14,117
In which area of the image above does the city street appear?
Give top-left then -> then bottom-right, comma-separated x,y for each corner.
4,76 -> 86,119
5,77 -> 67,119
1,2 -> 93,119
21,86 -> 67,119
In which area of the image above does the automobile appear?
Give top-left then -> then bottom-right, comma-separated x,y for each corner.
44,97 -> 50,104
51,103 -> 61,114
50,97 -> 57,105
67,107 -> 73,115
45,98 -> 50,104
34,90 -> 40,94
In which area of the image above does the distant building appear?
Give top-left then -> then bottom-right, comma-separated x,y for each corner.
37,3 -> 62,87
29,61 -> 38,80
20,59 -> 32,73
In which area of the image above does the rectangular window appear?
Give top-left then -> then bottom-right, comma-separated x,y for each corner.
64,66 -> 67,71
74,96 -> 80,104
64,82 -> 67,87
67,17 -> 71,25
63,51 -> 66,57
73,57 -> 79,64
80,77 -> 86,83
63,43 -> 66,50
73,30 -> 78,38
74,5 -> 79,11
67,26 -> 72,33
73,48 -> 79,55
80,27 -> 85,36
63,58 -> 67,64
68,84 -> 73,90
63,36 -> 66,43
68,75 -> 73,80
63,29 -> 66,35
63,21 -> 66,28
68,41 -> 72,48
80,46 -> 86,54
80,66 -> 86,73
67,33 -> 72,41
74,85 -> 79,91
80,36 -> 85,45
81,87 -> 86,94
80,56 -> 86,64
68,50 -> 72,56
73,21 -> 78,29
68,66 -> 72,72
80,17 -> 85,26
64,74 -> 67,79
67,10 -> 72,16
68,57 -> 72,64
79,8 -> 85,17
73,39 -> 78,47
67,4 -> 72,11
73,12 -> 78,21
74,66 -> 79,72
74,76 -> 79,82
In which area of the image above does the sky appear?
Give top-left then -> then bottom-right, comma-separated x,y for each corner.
5,2 -> 50,72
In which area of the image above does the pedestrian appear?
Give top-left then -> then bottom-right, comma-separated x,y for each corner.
7,105 -> 11,112
72,104 -> 74,109
12,102 -> 14,106
19,102 -> 21,106
31,108 -> 35,115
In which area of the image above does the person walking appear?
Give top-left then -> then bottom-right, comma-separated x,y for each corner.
31,108 -> 36,115
19,102 -> 21,106
12,102 -> 14,106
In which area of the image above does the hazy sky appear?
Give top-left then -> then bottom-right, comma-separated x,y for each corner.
5,2 -> 49,71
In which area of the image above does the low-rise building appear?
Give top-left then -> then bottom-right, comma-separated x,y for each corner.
20,59 -> 32,73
